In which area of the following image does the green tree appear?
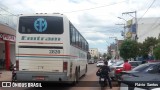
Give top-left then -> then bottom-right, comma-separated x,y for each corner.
106,53 -> 112,60
99,53 -> 102,59
141,37 -> 158,59
93,55 -> 98,59
103,53 -> 107,59
119,40 -> 139,60
153,44 -> 160,60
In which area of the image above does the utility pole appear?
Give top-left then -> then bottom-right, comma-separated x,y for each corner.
117,17 -> 128,39
122,11 -> 138,40
115,23 -> 126,39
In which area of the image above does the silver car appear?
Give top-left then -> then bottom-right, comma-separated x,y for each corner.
96,61 -> 104,67
109,60 -> 124,80
88,59 -> 94,64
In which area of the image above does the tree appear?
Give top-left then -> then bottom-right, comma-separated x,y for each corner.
153,44 -> 160,60
106,53 -> 112,60
93,55 -> 98,60
99,53 -> 102,58
103,53 -> 107,59
141,37 -> 158,59
119,39 -> 139,60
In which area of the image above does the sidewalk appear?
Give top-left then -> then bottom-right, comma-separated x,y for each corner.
0,70 -> 12,81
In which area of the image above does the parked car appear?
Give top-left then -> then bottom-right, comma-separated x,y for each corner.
115,61 -> 143,74
120,81 -> 160,90
108,59 -> 116,66
120,68 -> 160,90
96,61 -> 104,67
88,59 -> 94,64
119,62 -> 160,82
109,60 -> 124,80
109,61 -> 142,80
119,62 -> 160,90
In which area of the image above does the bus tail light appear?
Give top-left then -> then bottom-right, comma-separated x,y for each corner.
63,62 -> 68,72
16,60 -> 19,71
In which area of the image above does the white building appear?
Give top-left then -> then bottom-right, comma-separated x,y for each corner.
126,17 -> 160,43
89,48 -> 99,59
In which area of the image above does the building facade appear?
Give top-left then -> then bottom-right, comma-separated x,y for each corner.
0,24 -> 16,70
126,17 -> 160,43
89,48 -> 99,59
0,5 -> 17,70
108,40 -> 123,60
108,43 -> 116,59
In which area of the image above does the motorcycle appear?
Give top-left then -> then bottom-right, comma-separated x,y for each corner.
99,75 -> 107,90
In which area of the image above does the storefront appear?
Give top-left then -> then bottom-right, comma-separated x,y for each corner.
0,33 -> 15,70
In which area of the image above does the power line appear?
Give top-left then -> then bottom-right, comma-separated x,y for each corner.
0,6 -> 16,16
136,0 -> 159,39
63,0 -> 127,13
138,0 -> 156,22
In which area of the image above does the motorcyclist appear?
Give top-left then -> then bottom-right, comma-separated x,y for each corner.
96,61 -> 112,89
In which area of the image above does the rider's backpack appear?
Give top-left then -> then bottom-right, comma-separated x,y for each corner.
100,66 -> 109,76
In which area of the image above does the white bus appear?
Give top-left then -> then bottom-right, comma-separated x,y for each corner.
15,13 -> 89,84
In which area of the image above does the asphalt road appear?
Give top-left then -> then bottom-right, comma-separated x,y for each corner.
0,64 -> 119,90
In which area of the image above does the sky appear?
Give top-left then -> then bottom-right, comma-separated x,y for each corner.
0,0 -> 160,53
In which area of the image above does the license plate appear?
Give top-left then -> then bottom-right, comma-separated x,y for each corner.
35,77 -> 45,80
101,78 -> 105,81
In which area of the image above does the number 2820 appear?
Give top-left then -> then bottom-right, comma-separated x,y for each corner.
49,50 -> 60,54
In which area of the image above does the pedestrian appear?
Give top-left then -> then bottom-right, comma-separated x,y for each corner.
123,60 -> 131,71
96,61 -> 112,89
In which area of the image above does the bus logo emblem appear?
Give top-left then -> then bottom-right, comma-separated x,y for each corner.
34,18 -> 47,32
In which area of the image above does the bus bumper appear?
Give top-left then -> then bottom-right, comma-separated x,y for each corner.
15,71 -> 68,81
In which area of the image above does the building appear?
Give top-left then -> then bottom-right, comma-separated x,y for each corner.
108,43 -> 116,59
89,48 -> 99,59
0,5 -> 17,70
126,17 -> 160,43
108,39 -> 123,60
116,40 -> 123,59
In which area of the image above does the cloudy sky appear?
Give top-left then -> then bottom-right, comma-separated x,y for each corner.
1,0 -> 160,53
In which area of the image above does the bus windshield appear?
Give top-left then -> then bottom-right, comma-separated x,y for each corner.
19,16 -> 63,34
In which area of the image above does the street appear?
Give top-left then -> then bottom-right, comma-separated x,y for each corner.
0,64 -> 119,90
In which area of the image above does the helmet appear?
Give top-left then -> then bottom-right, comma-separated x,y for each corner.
104,61 -> 108,65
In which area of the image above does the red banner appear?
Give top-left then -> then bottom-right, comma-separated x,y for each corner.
0,33 -> 16,42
